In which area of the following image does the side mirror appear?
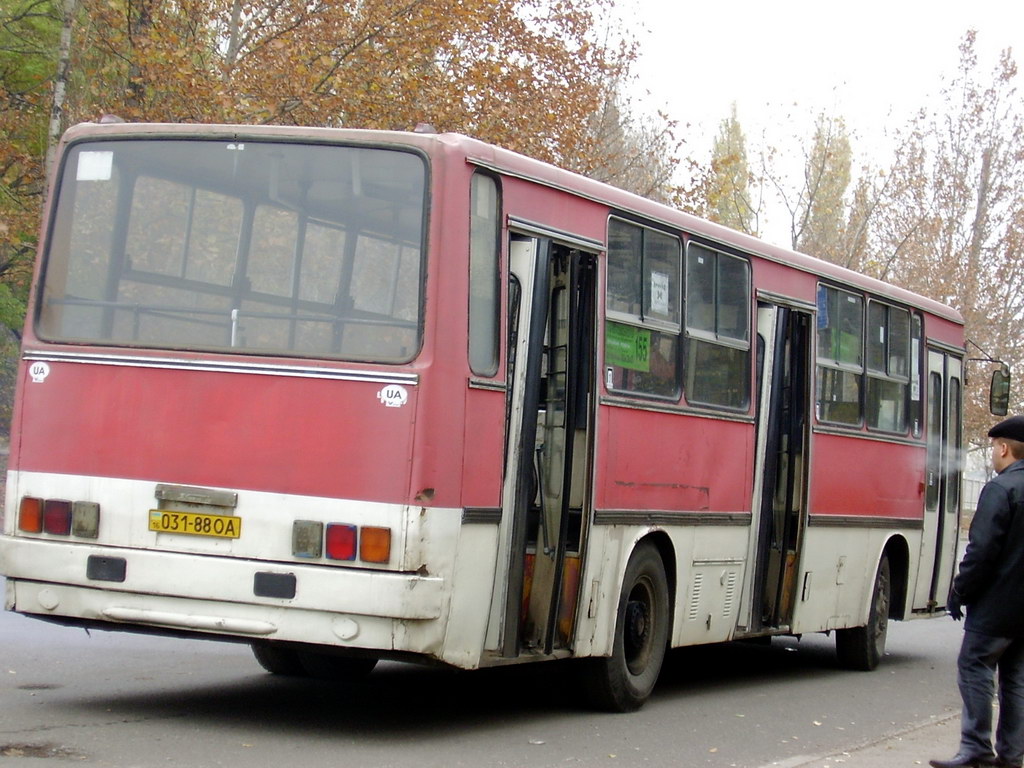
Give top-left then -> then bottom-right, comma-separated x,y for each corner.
990,365 -> 1011,416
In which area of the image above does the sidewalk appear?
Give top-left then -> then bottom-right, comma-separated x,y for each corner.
765,710 -> 962,767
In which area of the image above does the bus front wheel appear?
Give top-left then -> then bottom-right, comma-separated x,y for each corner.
836,554 -> 891,671
582,542 -> 670,712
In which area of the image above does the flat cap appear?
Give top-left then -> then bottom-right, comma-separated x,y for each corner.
988,415 -> 1024,442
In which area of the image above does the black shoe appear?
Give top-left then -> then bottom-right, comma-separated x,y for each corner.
929,756 -> 999,768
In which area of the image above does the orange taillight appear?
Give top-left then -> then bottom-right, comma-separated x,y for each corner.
360,526 -> 391,564
18,497 -> 43,533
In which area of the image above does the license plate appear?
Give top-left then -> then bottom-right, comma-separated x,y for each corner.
149,510 -> 241,539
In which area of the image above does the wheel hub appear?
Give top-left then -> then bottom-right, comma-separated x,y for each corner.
625,599 -> 648,656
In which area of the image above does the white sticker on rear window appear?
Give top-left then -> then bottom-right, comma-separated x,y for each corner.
77,151 -> 113,181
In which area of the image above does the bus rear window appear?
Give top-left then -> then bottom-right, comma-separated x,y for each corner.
38,140 -> 427,363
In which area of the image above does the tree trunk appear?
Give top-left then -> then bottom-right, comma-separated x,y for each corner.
45,0 -> 78,189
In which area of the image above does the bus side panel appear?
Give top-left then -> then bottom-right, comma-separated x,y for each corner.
11,358 -> 417,504
788,527 -> 903,633
595,406 -> 753,514
799,432 -> 925,632
460,387 -> 505,508
580,406 -> 754,655
809,433 -> 925,521
573,522 -> 751,656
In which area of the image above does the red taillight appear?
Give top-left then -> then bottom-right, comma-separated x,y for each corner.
325,524 -> 357,561
43,500 -> 73,535
18,497 -> 43,533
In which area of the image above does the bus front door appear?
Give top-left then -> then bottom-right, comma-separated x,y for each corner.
743,302 -> 812,633
497,235 -> 596,657
913,351 -> 962,610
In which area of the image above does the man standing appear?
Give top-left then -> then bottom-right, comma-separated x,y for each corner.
931,415 -> 1024,768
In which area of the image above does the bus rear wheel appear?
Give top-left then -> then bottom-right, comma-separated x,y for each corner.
836,554 -> 891,671
582,542 -> 670,712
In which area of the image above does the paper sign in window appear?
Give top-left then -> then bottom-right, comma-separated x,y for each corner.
77,151 -> 114,181
650,271 -> 669,316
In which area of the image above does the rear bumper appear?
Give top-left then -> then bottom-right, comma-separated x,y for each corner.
2,536 -> 446,653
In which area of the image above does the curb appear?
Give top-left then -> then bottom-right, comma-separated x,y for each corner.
759,710 -> 960,767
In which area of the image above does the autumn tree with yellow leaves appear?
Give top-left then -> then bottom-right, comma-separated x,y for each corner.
0,0 -> 646,262
0,0 -> 673,431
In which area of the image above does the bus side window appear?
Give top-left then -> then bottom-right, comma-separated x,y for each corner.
469,173 -> 500,377
604,218 -> 681,400
865,301 -> 911,433
910,313 -> 924,436
816,284 -> 864,426
683,244 -> 751,410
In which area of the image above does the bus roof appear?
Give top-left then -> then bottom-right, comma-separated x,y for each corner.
58,121 -> 964,327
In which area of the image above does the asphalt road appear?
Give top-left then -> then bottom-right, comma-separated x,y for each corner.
0,577 -> 963,768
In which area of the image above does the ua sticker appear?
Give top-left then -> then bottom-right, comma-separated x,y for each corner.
377,385 -> 408,408
29,362 -> 50,383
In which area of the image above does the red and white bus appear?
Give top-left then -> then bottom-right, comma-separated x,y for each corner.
0,121 -> 990,711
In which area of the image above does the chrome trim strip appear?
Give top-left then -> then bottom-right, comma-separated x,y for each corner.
811,424 -> 922,447
23,350 -> 419,385
598,395 -> 756,425
808,515 -> 923,530
468,377 -> 507,392
101,607 -> 278,636
593,510 -> 751,527
155,484 -> 238,509
692,558 -> 745,567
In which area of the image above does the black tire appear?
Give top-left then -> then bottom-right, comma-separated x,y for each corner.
297,650 -> 378,681
582,542 -> 670,712
251,641 -> 308,676
836,554 -> 891,671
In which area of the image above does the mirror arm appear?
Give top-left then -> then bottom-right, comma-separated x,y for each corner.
965,339 -> 1012,417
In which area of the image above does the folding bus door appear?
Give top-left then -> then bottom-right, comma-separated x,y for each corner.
742,301 -> 812,633
913,350 -> 962,610
495,234 -> 596,658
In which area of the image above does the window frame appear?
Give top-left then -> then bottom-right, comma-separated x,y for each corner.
603,217 -> 683,401
37,137 -> 430,365
468,171 -> 502,377
864,299 -> 912,434
815,283 -> 865,427
683,241 -> 752,411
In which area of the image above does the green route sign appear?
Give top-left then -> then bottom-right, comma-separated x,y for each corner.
605,321 -> 651,372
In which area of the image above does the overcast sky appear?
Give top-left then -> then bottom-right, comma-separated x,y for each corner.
624,0 -> 1023,168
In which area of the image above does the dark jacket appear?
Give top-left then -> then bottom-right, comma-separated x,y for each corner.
954,458 -> 1024,637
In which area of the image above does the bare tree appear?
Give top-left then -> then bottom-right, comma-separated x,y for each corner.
864,33 -> 1024,445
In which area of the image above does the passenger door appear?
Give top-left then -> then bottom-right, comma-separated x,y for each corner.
492,235 -> 596,657
742,301 -> 812,633
914,350 -> 962,610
